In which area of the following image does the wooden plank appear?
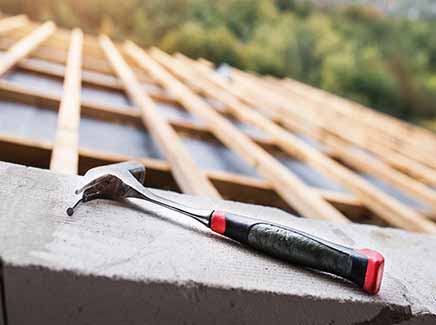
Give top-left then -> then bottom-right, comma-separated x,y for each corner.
15,55 -> 179,105
0,133 -> 366,218
226,66 -> 436,188
277,113 -> 436,209
4,22 -> 114,71
179,56 -> 436,233
0,28 -> 159,86
50,29 -> 83,174
256,75 -> 436,187
0,134 -> 52,169
181,55 -> 436,232
4,43 -> 436,192
5,24 -> 159,83
0,31 -> 111,75
124,42 -> 349,224
325,137 -> 436,212
280,103 -> 436,187
99,35 -> 220,198
277,78 -> 436,170
0,15 -> 28,34
4,22 -> 65,50
279,76 -> 436,154
0,78 -> 275,151
0,21 -> 56,76
80,147 -> 363,217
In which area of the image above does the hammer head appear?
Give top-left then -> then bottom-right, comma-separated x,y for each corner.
67,161 -> 146,215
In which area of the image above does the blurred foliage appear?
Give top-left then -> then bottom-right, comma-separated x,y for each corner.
1,0 -> 436,122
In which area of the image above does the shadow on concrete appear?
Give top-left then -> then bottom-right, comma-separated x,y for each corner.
122,199 -> 369,295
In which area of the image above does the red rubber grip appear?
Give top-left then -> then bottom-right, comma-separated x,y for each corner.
357,249 -> 384,294
210,211 -> 226,234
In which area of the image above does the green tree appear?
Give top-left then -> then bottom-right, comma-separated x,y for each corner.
0,0 -> 435,123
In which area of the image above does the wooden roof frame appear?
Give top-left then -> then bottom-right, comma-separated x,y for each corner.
0,15 -> 434,233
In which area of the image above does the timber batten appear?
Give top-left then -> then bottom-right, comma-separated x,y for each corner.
0,15 -> 435,233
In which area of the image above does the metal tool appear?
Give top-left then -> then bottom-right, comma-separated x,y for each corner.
68,161 -> 384,294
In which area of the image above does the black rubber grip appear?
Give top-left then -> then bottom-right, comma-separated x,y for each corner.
247,223 -> 367,287
209,211 -> 382,292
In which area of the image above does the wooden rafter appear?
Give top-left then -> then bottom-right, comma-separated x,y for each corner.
12,55 -> 181,106
0,65 -> 366,215
279,77 -> 436,153
0,78 -> 276,152
0,15 -> 28,34
0,79 -> 356,213
177,56 -> 436,233
0,132 -> 370,219
0,21 -> 55,76
274,78 -> 436,170
124,42 -> 349,224
195,59 -> 436,208
99,35 -> 220,198
242,72 -> 436,169
324,137 -> 436,211
0,16 -> 436,234
50,29 -> 83,174
253,73 -> 436,187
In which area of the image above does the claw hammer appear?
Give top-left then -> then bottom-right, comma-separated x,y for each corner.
68,161 -> 384,294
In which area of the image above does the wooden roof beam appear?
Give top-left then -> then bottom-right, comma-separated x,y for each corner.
279,114 -> 436,208
324,137 -> 436,212
274,77 -> 436,166
0,15 -> 29,34
257,75 -> 436,187
99,35 -> 220,198
124,42 -> 349,224
50,29 -> 83,174
0,132 -> 366,219
13,55 -> 179,105
0,21 -> 56,76
279,76 -> 436,152
0,33 -> 112,75
183,57 -> 436,233
232,70 -> 436,210
0,79 -> 276,152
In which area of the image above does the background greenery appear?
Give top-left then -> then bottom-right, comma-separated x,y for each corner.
1,0 -> 435,128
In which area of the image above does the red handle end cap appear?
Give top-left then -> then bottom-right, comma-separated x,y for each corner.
210,211 -> 226,234
358,249 -> 384,294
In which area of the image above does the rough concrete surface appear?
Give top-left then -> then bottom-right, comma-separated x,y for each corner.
0,161 -> 435,324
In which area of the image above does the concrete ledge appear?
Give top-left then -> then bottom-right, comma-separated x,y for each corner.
0,162 -> 435,324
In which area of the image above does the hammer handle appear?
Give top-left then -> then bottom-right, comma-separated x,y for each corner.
209,211 -> 384,294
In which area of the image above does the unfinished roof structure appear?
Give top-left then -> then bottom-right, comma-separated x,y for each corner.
1,14 -> 436,235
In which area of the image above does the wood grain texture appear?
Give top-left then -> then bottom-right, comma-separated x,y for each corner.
0,14 -> 436,233
262,76 -> 436,186
279,77 -> 436,156
211,65 -> 436,233
0,77 -> 274,152
0,21 -> 55,77
124,42 -> 349,224
0,15 -> 28,34
50,29 -> 83,174
175,55 -> 436,233
0,132 -> 365,217
99,35 -> 220,198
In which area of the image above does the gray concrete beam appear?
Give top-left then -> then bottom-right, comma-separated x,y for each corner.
0,161 -> 435,324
